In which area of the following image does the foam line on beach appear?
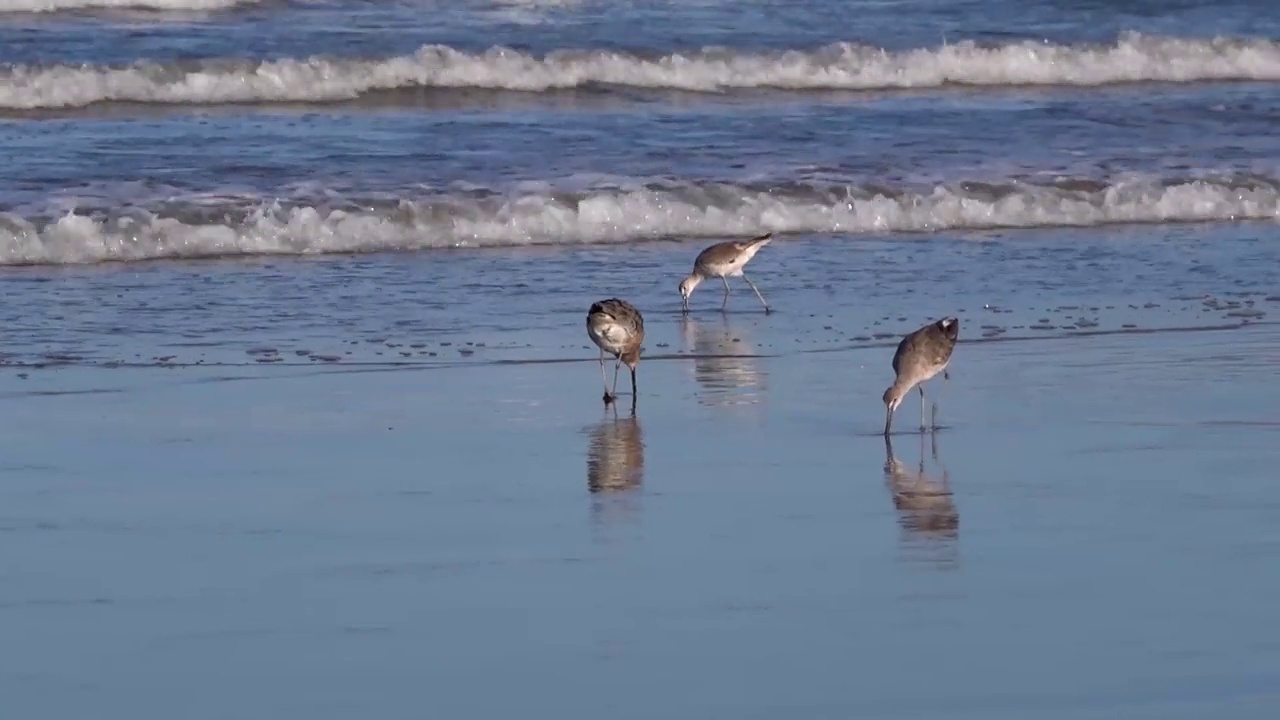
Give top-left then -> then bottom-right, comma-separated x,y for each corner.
1,32 -> 1278,108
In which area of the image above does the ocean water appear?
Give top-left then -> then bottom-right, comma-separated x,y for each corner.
2,0 -> 1280,717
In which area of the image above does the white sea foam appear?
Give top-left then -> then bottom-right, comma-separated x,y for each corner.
0,0 -> 252,11
2,32 -> 1278,109
1,175 -> 1276,265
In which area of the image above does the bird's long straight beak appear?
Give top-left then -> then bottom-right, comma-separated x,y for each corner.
883,407 -> 894,436
681,297 -> 689,314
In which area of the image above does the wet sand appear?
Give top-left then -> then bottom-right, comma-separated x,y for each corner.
3,292 -> 1280,718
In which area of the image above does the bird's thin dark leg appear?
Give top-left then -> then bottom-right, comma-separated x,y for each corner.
721,276 -> 731,310
918,385 -> 927,433
740,273 -> 770,313
611,356 -> 623,398
599,349 -> 611,404
630,367 -> 638,412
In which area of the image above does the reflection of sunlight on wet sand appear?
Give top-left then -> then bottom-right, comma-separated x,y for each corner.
883,432 -> 959,570
680,315 -> 767,410
585,407 -> 644,533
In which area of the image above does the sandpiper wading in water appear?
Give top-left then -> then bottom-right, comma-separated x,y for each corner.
882,317 -> 959,436
679,232 -> 773,313
586,298 -> 645,408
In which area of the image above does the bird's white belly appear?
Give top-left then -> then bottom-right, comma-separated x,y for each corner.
588,320 -> 630,354
707,257 -> 747,277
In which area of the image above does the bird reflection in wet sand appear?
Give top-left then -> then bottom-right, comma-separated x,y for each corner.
586,407 -> 645,529
883,432 -> 959,568
680,315 -> 767,408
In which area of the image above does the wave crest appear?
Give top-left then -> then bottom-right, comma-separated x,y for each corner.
2,174 -> 1276,265
3,33 -> 1279,109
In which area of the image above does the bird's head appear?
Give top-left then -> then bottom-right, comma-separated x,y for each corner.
882,384 -> 905,413
678,275 -> 701,311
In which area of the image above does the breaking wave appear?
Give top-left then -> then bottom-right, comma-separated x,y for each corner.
2,32 -> 1279,109
2,174 -> 1277,265
0,0 -> 254,12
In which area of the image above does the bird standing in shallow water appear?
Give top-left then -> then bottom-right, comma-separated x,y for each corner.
586,298 -> 645,408
882,317 -> 959,436
679,232 -> 773,313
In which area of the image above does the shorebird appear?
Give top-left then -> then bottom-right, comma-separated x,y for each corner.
679,232 -> 773,313
586,298 -> 645,407
882,316 -> 959,436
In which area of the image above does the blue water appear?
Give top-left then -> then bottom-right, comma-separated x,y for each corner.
0,0 -> 1279,261
2,0 -> 1280,717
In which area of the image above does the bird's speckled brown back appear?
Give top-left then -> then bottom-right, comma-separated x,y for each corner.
891,317 -> 958,376
587,297 -> 645,364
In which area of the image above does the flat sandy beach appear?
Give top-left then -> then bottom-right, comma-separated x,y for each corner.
3,228 -> 1280,718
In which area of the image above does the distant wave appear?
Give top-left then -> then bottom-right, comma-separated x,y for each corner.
2,32 -> 1279,109
0,0 -> 253,11
2,174 -> 1276,265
